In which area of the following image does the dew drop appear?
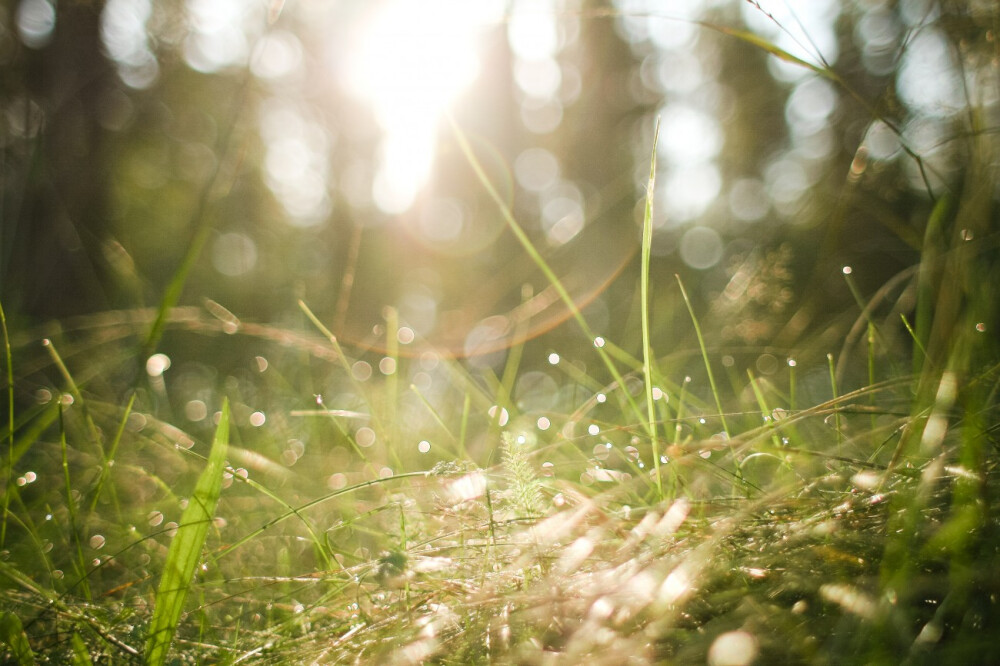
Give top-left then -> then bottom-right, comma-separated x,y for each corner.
356,427 -> 376,447
625,445 -> 640,461
594,336 -> 606,348
89,534 -> 106,550
148,510 -> 164,527
488,405 -> 510,426
185,400 -> 207,422
588,424 -> 600,436
249,411 -> 266,427
379,357 -> 397,375
548,353 -> 560,365
596,393 -> 607,403
842,266 -> 852,275
145,353 -> 171,377
418,440 -> 431,453
976,322 -> 986,333
541,461 -> 555,477
537,416 -> 551,430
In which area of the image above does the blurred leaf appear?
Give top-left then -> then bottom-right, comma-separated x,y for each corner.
0,612 -> 35,665
145,399 -> 229,666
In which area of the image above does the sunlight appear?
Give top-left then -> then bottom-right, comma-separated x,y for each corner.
345,0 -> 503,214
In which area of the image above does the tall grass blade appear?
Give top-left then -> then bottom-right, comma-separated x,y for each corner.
446,112 -> 648,432
59,405 -> 90,601
0,299 -> 13,548
0,611 -> 35,665
641,118 -> 663,499
914,193 -> 953,377
70,632 -> 93,666
675,276 -> 729,437
145,399 -> 230,666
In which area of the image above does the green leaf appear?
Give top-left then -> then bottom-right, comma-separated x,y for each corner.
0,611 -> 35,665
144,399 -> 229,666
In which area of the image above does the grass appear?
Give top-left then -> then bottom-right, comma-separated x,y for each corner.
2,6 -> 1000,666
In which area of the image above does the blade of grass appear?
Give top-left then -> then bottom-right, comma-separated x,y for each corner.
0,611 -> 36,665
223,466 -> 333,571
641,118 -> 663,500
0,299 -> 13,548
43,339 -> 104,460
59,405 -> 91,601
827,353 -> 842,452
212,470 -> 429,561
145,398 -> 230,666
674,276 -> 729,437
446,112 -> 648,434
70,632 -> 93,666
87,392 -> 136,519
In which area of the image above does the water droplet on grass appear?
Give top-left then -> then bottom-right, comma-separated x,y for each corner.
537,416 -> 550,430
148,511 -> 164,526
145,353 -> 171,377
588,424 -> 600,435
541,462 -> 554,477
488,405 -> 509,426
548,352 -> 560,365
356,427 -> 376,447
418,440 -> 431,453
249,411 -> 266,426
89,535 -> 105,549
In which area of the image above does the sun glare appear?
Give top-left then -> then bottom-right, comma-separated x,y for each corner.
345,1 -> 503,214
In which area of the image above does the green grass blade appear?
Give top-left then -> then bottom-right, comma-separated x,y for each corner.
59,405 -> 91,601
145,398 -> 230,666
0,611 -> 35,665
70,633 -> 93,666
0,299 -> 13,548
641,118 -> 663,500
446,112 -> 649,433
87,391 -> 136,518
675,275 -> 729,436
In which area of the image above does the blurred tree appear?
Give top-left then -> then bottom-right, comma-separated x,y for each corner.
2,0 -> 114,318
